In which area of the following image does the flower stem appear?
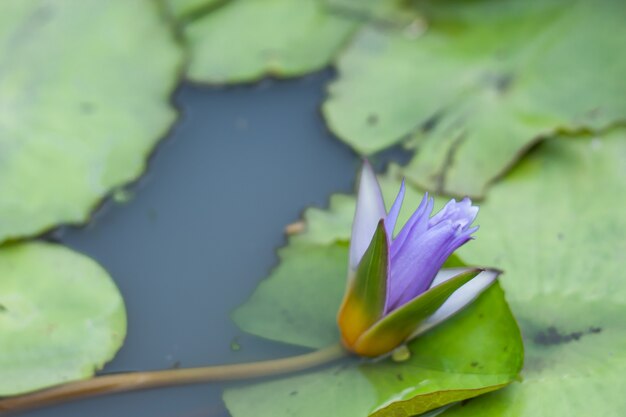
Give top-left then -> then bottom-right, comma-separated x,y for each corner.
0,344 -> 346,415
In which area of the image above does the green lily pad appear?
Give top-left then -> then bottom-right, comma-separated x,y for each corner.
182,0 -> 421,84
290,194 -> 355,246
165,0 -> 227,21
441,130 -> 626,416
234,243 -> 347,349
279,129 -> 626,416
0,0 -> 182,242
183,0 -> 357,83
227,240 -> 522,416
323,0 -> 626,198
0,242 -> 126,396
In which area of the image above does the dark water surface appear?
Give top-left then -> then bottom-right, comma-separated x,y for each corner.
28,69 -> 409,417
26,70 -> 359,417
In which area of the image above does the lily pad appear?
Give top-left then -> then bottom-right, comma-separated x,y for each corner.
278,129 -> 626,416
234,243 -> 347,349
182,0 -> 420,84
0,0 -> 182,242
441,130 -> 626,416
183,0 -> 357,83
227,239 -> 522,416
165,0 -> 227,21
323,0 -> 626,198
0,242 -> 126,396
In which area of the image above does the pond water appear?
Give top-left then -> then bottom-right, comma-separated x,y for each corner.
26,70 -> 406,417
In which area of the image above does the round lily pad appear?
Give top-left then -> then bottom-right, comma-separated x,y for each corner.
0,242 -> 127,396
0,0 -> 182,242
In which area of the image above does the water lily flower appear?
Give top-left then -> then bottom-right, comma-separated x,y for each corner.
337,162 -> 499,357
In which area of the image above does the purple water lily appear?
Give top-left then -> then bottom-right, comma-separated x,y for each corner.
338,161 -> 498,357
351,163 -> 479,312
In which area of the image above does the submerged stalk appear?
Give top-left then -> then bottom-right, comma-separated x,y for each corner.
0,344 -> 346,415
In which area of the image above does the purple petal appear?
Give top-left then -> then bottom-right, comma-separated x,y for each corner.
391,193 -> 433,256
386,221 -> 462,311
385,197 -> 479,311
429,197 -> 478,229
384,180 -> 405,238
349,161 -> 386,271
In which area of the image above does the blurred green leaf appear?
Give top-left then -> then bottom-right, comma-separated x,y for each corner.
183,0 -> 357,83
443,130 -> 626,416
0,0 -> 182,242
234,243 -> 347,349
181,0 -> 420,83
165,0 -> 227,21
0,242 -> 126,396
323,0 -> 626,197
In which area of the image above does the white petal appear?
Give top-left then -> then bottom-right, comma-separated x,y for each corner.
411,268 -> 499,337
428,267 -> 473,288
349,161 -> 386,270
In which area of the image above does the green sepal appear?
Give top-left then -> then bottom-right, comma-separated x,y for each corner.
354,268 -> 482,357
338,220 -> 389,346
